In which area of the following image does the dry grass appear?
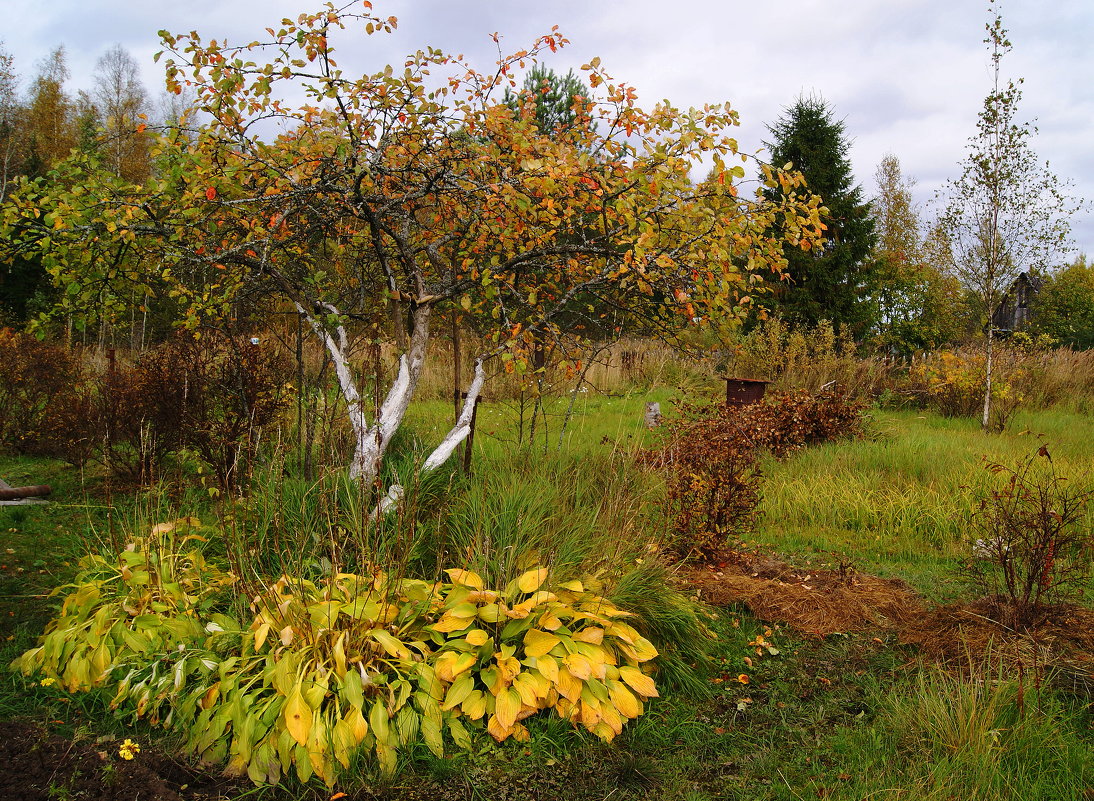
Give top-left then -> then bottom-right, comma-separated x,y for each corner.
681,549 -> 925,637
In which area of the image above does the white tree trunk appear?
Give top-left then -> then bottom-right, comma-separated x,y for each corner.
982,323 -> 994,430
298,301 -> 432,487
371,358 -> 487,517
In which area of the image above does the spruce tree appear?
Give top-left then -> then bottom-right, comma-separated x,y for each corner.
762,95 -> 877,334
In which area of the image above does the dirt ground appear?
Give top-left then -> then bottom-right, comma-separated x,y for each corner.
0,722 -> 243,801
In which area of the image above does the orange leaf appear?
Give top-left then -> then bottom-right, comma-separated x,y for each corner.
206,187 -> 217,200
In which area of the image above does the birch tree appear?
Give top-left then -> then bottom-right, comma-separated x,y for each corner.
936,1 -> 1081,429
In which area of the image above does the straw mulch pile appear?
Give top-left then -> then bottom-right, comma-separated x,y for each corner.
680,549 -> 925,637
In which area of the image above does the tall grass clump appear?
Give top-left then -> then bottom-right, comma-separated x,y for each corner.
849,664 -> 1094,801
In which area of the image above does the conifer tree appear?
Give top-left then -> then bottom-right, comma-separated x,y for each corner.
762,95 -> 877,334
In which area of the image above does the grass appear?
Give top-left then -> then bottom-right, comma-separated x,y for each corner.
2,379 -> 1093,800
753,407 -> 1094,601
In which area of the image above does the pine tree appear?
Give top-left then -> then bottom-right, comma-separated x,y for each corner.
762,95 -> 877,334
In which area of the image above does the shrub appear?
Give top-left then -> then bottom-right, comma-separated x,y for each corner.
652,402 -> 764,556
649,391 -> 865,556
0,329 -> 89,458
14,532 -> 662,787
150,333 -> 292,491
965,444 -> 1093,629
905,348 -> 1024,430
737,389 -> 867,457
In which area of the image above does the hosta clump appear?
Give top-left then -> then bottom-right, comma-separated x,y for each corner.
11,518 -> 233,693
427,568 -> 659,744
15,541 -> 660,788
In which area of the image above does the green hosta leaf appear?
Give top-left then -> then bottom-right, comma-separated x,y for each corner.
421,715 -> 444,757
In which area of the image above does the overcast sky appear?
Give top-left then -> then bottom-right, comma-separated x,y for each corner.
4,0 -> 1092,258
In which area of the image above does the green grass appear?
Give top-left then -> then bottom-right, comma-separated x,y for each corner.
753,407 -> 1094,601
2,389 -> 1093,800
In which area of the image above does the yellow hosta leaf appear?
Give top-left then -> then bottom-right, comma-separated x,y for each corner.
369,628 -> 411,658
630,635 -> 658,662
445,568 -> 484,589
466,590 -> 500,604
516,568 -> 549,594
487,714 -> 514,742
535,654 -> 559,683
563,653 -> 593,681
279,625 -> 294,646
605,621 -> 639,644
465,628 -> 491,647
496,654 -> 521,684
556,667 -> 582,702
477,603 -> 505,623
432,612 -> 475,633
284,686 -> 313,746
370,700 -> 394,747
619,666 -> 658,698
343,705 -> 369,743
253,622 -> 271,651
538,610 -> 563,630
434,651 -> 476,682
523,628 -> 561,658
332,632 -> 347,678
511,591 -> 557,617
590,721 -> 618,741
332,719 -> 355,768
512,673 -> 540,707
461,689 -> 487,720
580,698 -> 602,728
557,579 -> 585,592
600,698 -> 624,735
573,627 -> 604,645
495,687 -> 522,729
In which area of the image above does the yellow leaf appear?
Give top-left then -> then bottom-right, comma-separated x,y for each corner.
442,674 -> 475,711
564,653 -> 593,681
535,654 -> 559,683
253,622 -> 271,651
332,632 -> 347,678
445,568 -> 483,589
495,687 -> 521,729
619,666 -> 658,698
573,627 -> 604,645
370,700 -> 394,747
630,635 -> 658,663
516,567 -> 549,594
343,706 -> 369,743
284,686 -> 313,746
477,603 -> 505,623
556,667 -> 582,702
465,629 -> 490,647
607,679 -> 641,719
523,629 -> 561,658
461,689 -> 487,720
512,673 -> 540,707
431,613 -> 474,633
487,714 -> 514,742
538,610 -> 563,630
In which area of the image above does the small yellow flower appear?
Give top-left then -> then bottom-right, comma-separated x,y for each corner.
40,677 -> 56,687
118,739 -> 140,760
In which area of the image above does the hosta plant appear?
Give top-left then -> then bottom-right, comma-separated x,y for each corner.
13,533 -> 660,787
12,518 -> 233,693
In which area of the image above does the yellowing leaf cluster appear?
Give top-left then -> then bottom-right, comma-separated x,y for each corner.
15,535 -> 662,788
